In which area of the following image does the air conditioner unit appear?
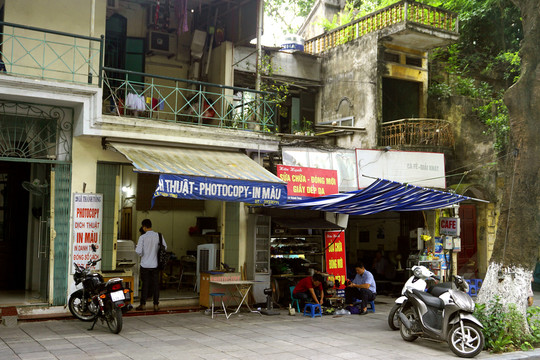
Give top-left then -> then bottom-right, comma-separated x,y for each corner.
107,0 -> 120,9
196,243 -> 220,292
148,30 -> 177,55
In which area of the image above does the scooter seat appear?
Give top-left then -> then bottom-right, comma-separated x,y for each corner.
412,289 -> 445,309
428,282 -> 452,297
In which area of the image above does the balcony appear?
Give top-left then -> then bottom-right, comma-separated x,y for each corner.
102,68 -> 278,133
0,21 -> 103,85
379,118 -> 454,148
0,21 -> 278,134
304,0 -> 458,55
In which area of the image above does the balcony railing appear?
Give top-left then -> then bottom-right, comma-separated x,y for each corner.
304,0 -> 458,55
102,68 -> 278,133
380,118 -> 454,148
0,21 -> 103,85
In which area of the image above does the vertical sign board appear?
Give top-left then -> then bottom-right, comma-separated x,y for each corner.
277,164 -> 338,200
72,193 -> 103,271
325,230 -> 347,286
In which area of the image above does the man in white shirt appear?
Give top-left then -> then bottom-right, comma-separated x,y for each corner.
135,219 -> 166,311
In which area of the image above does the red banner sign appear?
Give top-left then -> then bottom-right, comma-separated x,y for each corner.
325,230 -> 347,287
277,164 -> 338,200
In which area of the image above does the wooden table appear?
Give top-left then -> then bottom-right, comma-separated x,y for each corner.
210,280 -> 261,316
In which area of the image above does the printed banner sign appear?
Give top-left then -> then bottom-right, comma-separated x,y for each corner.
325,230 -> 347,287
152,174 -> 287,206
72,193 -> 102,271
277,164 -> 338,200
440,217 -> 461,236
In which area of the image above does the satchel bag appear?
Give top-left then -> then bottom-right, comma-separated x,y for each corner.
157,232 -> 170,270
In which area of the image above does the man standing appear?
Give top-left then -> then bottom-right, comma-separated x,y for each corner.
135,219 -> 166,312
345,262 -> 376,315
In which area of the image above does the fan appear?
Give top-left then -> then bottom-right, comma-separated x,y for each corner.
22,179 -> 49,196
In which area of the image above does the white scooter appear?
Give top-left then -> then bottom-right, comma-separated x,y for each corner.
388,265 -> 451,330
397,273 -> 484,358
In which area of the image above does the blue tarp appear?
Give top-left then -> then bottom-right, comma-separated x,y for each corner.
273,178 -> 472,215
152,173 -> 287,207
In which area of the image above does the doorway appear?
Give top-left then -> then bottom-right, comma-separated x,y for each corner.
458,204 -> 477,277
382,77 -> 420,122
0,161 -> 51,305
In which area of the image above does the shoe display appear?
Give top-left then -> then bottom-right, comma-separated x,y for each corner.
135,304 -> 145,311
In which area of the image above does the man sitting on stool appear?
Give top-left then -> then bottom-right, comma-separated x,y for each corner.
345,262 -> 376,315
293,273 -> 325,309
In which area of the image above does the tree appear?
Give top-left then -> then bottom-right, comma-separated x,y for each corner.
476,0 -> 540,324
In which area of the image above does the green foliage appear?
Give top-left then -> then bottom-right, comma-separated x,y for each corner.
474,297 -> 540,353
475,96 -> 509,151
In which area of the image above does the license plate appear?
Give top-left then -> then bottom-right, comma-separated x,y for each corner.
110,290 -> 124,302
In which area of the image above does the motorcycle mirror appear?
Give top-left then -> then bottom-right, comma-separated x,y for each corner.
91,244 -> 97,252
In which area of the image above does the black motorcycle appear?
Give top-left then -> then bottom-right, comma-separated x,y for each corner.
68,247 -> 132,334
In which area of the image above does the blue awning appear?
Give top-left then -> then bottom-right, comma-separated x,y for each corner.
109,142 -> 287,205
274,178 -> 474,215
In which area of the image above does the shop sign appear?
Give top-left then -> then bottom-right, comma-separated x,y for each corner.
440,217 -> 460,236
152,173 -> 287,206
72,193 -> 102,271
277,164 -> 338,200
325,230 -> 347,287
356,149 -> 446,188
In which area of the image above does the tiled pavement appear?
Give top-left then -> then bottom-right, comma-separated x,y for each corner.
1,295 -> 540,360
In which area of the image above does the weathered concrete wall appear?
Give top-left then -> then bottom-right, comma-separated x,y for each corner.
298,0 -> 343,40
234,46 -> 321,82
428,94 -> 500,278
319,32 -> 379,148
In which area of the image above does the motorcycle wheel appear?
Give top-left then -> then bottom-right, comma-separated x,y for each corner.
106,305 -> 123,334
399,308 -> 418,342
448,321 -> 484,358
388,304 -> 401,330
68,290 -> 97,322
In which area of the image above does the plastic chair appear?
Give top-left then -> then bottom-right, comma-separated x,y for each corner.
209,292 -> 228,319
289,286 -> 300,313
303,303 -> 322,318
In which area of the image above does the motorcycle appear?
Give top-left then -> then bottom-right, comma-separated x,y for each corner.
68,245 -> 132,334
388,265 -> 451,330
397,273 -> 485,358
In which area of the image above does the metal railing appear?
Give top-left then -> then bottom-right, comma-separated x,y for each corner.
380,118 -> 454,148
102,68 -> 278,133
0,21 -> 104,85
304,0 -> 458,55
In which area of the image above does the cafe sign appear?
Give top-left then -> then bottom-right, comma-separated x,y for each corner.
440,217 -> 460,236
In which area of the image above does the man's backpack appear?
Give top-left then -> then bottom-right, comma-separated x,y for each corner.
157,233 -> 170,270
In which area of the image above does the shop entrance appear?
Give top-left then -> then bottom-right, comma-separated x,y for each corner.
0,161 -> 50,305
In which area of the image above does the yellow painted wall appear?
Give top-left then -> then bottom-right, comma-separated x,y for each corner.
71,137 -> 127,194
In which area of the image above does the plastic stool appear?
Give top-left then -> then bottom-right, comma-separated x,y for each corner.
209,292 -> 228,319
289,286 -> 300,313
353,299 -> 375,313
303,303 -> 322,318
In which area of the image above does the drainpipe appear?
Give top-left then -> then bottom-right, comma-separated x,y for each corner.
255,0 -> 263,92
89,0 -> 96,84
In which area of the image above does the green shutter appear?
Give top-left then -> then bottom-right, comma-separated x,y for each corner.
96,163 -> 120,270
52,164 -> 72,306
224,202 -> 240,269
